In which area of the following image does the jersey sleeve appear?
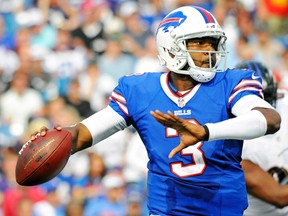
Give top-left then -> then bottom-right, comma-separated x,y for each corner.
226,68 -> 264,110
108,72 -> 163,126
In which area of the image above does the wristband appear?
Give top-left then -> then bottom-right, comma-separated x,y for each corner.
203,125 -> 210,141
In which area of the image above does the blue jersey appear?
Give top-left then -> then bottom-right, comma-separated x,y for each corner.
109,69 -> 263,216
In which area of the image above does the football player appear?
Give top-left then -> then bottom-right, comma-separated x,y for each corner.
28,6 -> 281,215
236,61 -> 288,216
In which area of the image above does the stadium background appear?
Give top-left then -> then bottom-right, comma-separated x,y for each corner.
0,0 -> 287,215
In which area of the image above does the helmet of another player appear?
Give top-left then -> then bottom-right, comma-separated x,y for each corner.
235,61 -> 278,107
156,6 -> 227,83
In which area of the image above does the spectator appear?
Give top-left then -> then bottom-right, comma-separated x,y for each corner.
126,191 -> 146,216
37,0 -> 79,31
0,46 -> 19,93
0,71 -> 44,138
124,132 -> 148,187
137,0 -> 167,34
0,147 -> 19,191
78,61 -> 101,103
33,198 -> 57,216
42,29 -> 88,96
16,197 -> 34,216
62,77 -> 94,119
89,74 -> 117,112
34,97 -> 81,129
65,199 -> 84,216
118,1 -> 153,58
96,35 -> 136,83
62,152 -> 107,207
15,7 -> 57,50
134,35 -> 167,74
256,0 -> 288,36
91,124 -> 133,171
3,185 -> 47,216
71,0 -> 109,56
251,23 -> 285,69
84,171 -> 127,216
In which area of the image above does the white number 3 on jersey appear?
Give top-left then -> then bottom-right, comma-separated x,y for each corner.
167,119 -> 206,178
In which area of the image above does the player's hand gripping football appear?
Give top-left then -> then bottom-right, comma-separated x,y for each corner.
150,110 -> 207,158
29,126 -> 62,140
29,125 -> 77,151
28,124 -> 92,154
27,125 -> 76,152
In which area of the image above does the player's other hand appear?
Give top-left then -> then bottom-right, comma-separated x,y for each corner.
150,110 -> 206,158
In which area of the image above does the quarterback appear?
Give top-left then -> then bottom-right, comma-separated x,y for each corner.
29,6 -> 280,216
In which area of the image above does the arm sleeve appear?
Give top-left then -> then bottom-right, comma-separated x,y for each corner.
232,94 -> 275,116
206,110 -> 267,140
81,106 -> 127,145
206,95 -> 276,141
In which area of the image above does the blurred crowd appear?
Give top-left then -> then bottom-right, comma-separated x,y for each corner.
0,0 -> 287,215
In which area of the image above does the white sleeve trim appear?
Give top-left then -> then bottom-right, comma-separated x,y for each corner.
81,106 -> 127,145
232,95 -> 274,116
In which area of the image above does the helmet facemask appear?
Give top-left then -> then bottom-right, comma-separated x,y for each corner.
157,31 -> 227,83
170,35 -> 227,82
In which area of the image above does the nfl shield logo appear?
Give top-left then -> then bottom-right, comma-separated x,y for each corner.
178,97 -> 185,108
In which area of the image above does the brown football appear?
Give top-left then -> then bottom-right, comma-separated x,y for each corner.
15,129 -> 72,186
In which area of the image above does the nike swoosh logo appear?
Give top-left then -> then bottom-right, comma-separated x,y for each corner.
252,72 -> 260,80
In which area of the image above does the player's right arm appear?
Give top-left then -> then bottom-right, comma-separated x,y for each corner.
241,159 -> 288,208
31,106 -> 127,154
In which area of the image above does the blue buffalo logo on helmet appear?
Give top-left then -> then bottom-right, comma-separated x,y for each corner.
158,11 -> 187,33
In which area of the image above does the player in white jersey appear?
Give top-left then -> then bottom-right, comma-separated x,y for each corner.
25,6 -> 281,215
236,61 -> 288,216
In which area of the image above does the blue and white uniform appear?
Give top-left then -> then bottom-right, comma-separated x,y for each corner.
82,69 -> 264,215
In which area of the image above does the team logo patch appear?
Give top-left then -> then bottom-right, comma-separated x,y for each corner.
158,11 -> 187,33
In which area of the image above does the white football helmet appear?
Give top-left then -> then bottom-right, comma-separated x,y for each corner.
156,6 -> 227,82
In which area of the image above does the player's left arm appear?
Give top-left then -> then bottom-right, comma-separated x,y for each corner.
252,106 -> 281,134
205,95 -> 281,140
151,95 -> 281,158
241,159 -> 288,208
